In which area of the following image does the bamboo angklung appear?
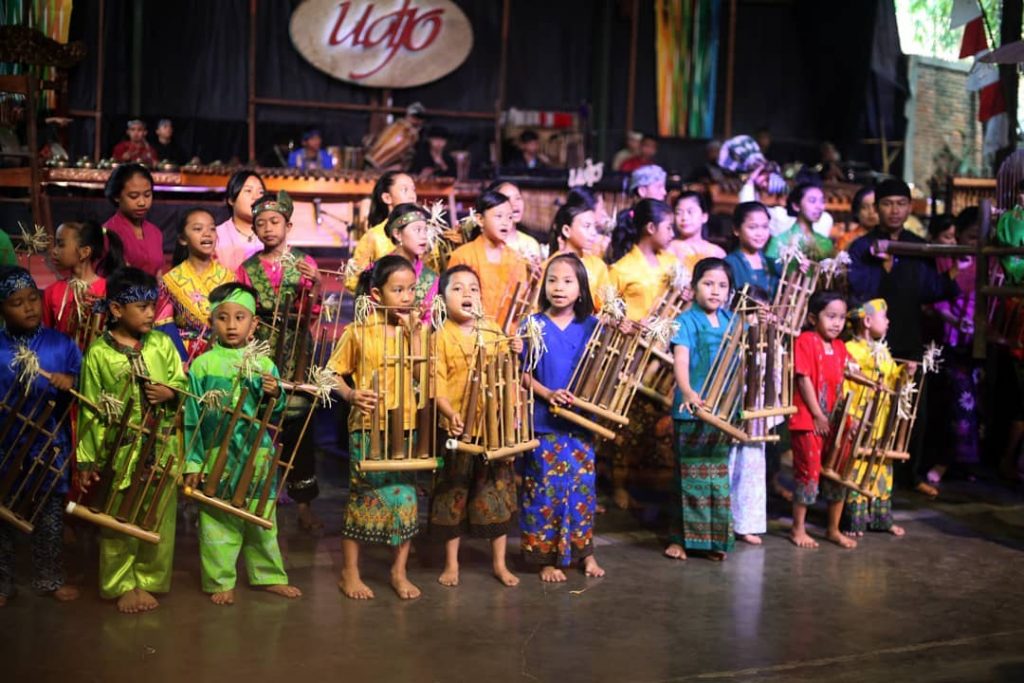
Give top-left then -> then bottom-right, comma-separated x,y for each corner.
500,260 -> 543,335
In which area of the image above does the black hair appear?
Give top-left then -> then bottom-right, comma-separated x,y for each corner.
470,190 -> 511,240
225,169 -> 266,205
519,130 -> 539,143
954,206 -> 980,236
172,207 -> 218,266
538,253 -> 594,322
549,201 -> 593,252
851,185 -> 875,219
425,125 -> 449,139
786,182 -> 824,218
104,163 -> 154,204
673,190 -> 708,214
609,198 -> 672,263
385,203 -> 430,244
692,257 -> 734,295
566,186 -> 598,211
368,171 -> 409,226
105,267 -> 158,327
927,213 -> 955,239
208,281 -> 261,309
745,285 -> 771,305
354,253 -> 416,299
58,220 -> 125,277
437,263 -> 479,298
807,290 -> 846,319
732,201 -> 770,230
485,179 -> 519,197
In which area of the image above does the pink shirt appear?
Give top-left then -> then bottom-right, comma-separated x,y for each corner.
215,218 -> 264,273
235,253 -> 318,292
104,211 -> 165,276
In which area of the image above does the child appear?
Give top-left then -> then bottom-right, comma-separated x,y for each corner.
384,203 -> 439,316
345,171 -> 418,291
521,254 -> 604,581
606,198 -> 680,509
328,254 -> 425,600
102,164 -> 165,276
182,282 -> 302,605
448,190 -> 528,325
666,191 -> 725,274
488,180 -> 544,262
156,208 -> 236,362
765,183 -> 835,263
668,258 -> 735,561
215,170 -> 266,272
77,267 -> 188,613
723,202 -> 780,297
548,201 -> 611,310
843,299 -> 904,537
789,290 -> 856,549
431,265 -> 521,588
0,266 -> 81,606
237,190 -> 323,531
43,221 -> 123,343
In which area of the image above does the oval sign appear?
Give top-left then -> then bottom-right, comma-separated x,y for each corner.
289,0 -> 474,88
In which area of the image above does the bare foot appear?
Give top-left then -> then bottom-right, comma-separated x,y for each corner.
52,585 -> 80,602
887,524 -> 906,537
338,568 -> 375,600
539,566 -> 567,583
612,488 -> 631,510
210,589 -> 235,606
135,589 -> 159,611
789,530 -> 819,548
117,588 -> 158,614
914,482 -> 939,498
844,530 -> 864,538
737,534 -> 762,545
663,543 -> 687,560
493,566 -> 520,587
826,530 -> 857,549
706,551 -> 727,561
437,565 -> 460,587
390,572 -> 422,600
581,556 -> 605,578
264,584 -> 302,599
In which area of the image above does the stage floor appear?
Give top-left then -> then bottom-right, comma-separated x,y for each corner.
2,458 -> 1023,683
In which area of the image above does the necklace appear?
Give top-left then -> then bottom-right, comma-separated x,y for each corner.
234,221 -> 255,243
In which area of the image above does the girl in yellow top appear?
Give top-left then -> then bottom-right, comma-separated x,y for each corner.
430,264 -> 522,588
344,171 -> 418,291
328,254 -> 426,601
547,201 -> 611,310
447,189 -> 528,326
843,299 -> 906,538
608,198 -> 680,321
666,191 -> 725,274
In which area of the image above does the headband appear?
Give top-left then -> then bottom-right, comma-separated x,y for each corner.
851,298 -> 887,320
109,285 -> 158,306
252,190 -> 294,221
388,209 -> 428,233
212,289 -> 256,315
0,268 -> 37,300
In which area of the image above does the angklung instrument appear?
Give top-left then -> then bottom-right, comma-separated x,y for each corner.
771,249 -> 849,336
633,265 -> 693,409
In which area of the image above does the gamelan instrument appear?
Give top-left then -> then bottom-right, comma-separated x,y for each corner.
446,325 -> 539,462
356,308 -> 442,472
365,118 -> 420,171
0,369 -> 74,534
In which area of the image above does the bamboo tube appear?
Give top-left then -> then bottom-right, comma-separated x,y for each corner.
571,396 -> 630,426
90,396 -> 136,511
369,371 -> 382,459
502,353 -> 516,447
481,439 -> 540,462
115,409 -> 161,521
358,458 -> 439,472
64,501 -> 161,544
0,401 -> 56,498
0,505 -> 33,534
695,408 -> 749,442
389,326 -> 406,459
549,405 -> 618,440
203,387 -> 250,497
576,325 -> 615,398
230,398 -> 278,509
740,406 -> 798,420
633,383 -> 672,408
485,355 -> 500,448
182,486 -> 274,529
460,346 -> 483,443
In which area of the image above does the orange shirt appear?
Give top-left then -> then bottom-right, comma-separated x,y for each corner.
447,236 -> 527,325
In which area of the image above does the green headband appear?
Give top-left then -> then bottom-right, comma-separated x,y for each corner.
388,209 -> 428,233
252,190 -> 294,221
213,289 -> 256,314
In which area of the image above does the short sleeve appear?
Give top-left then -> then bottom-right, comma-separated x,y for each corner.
670,313 -> 697,351
794,333 -> 815,378
327,324 -> 358,377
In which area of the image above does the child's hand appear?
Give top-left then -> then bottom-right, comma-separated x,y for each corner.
47,372 -> 75,391
959,318 -> 974,335
296,260 -> 320,283
617,318 -> 634,335
351,389 -> 378,415
509,337 -> 524,354
144,382 -> 176,404
680,389 -> 704,414
447,413 -> 465,437
549,389 -> 574,407
812,413 -> 830,436
261,373 -> 281,398
681,286 -> 694,303
183,473 -> 200,489
77,470 -> 100,493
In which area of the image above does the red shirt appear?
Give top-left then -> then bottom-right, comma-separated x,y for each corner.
111,139 -> 157,165
790,330 -> 848,432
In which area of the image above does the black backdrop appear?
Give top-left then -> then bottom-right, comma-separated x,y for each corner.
60,0 -> 906,177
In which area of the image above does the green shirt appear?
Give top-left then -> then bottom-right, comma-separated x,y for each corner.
765,224 -> 835,264
0,229 -> 16,266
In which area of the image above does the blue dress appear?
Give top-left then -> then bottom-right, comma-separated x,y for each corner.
724,249 -> 780,300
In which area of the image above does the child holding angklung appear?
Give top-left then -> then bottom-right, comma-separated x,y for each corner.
842,299 -> 905,537
76,267 -> 188,613
521,254 -> 604,581
430,264 -> 522,588
182,282 -> 301,605
0,266 -> 81,606
788,290 -> 857,549
236,190 -> 323,531
328,254 -> 426,601
667,258 -> 735,561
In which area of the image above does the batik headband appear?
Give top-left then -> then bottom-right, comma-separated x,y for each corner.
252,190 -> 294,221
851,298 -> 887,320
0,267 -> 37,300
212,289 -> 257,314
387,208 -> 429,233
109,285 -> 158,305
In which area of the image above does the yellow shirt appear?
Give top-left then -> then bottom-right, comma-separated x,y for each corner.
843,337 -> 902,435
345,221 -> 395,292
667,239 -> 725,276
328,315 -> 428,431
447,236 -> 527,325
435,319 -> 507,431
608,246 -> 680,321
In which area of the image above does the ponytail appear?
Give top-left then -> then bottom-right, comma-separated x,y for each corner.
609,198 -> 671,263
61,221 -> 125,277
355,253 -> 416,300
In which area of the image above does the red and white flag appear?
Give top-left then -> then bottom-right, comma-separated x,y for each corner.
955,1 -> 1008,159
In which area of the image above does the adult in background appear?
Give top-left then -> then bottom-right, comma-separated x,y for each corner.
152,119 -> 186,166
111,119 -> 157,165
287,129 -> 333,171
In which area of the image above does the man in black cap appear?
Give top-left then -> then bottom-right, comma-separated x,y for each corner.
847,178 -> 959,495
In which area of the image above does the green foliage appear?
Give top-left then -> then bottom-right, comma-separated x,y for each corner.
897,0 -> 1001,59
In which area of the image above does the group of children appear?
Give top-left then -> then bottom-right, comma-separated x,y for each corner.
0,167 -> 924,611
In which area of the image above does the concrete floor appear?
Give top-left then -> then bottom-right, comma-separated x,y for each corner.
2,460 -> 1023,683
